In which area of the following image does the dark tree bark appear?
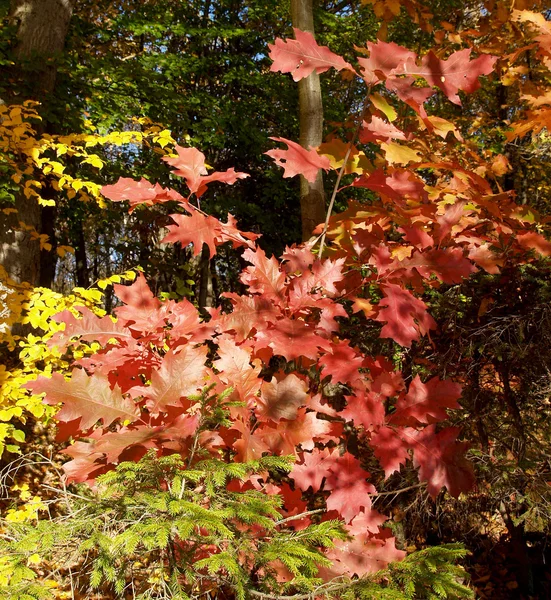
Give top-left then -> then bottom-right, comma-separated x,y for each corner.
0,0 -> 73,285
290,0 -> 326,241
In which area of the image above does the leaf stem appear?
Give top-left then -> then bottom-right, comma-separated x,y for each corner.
318,89 -> 372,258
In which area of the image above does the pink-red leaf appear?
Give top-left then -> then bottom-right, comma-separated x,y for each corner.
137,346 -> 209,414
375,283 -> 437,347
402,49 -> 497,105
162,211 -> 221,258
269,28 -> 354,81
266,137 -> 331,183
163,146 -> 248,197
49,307 -> 131,349
390,376 -> 462,426
26,370 -> 140,430
407,425 -> 475,497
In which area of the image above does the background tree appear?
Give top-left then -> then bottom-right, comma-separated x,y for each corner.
0,0 -> 73,286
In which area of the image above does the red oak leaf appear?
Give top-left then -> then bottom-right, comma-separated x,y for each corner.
288,258 -> 345,312
407,425 -> 475,497
255,317 -> 330,361
398,225 -> 434,250
371,370 -> 406,397
341,389 -> 386,431
402,49 -> 497,105
359,116 -> 407,143
375,283 -> 437,347
324,451 -> 375,523
168,299 -> 215,345
468,244 -> 503,274
92,425 -> 161,462
26,370 -> 140,430
403,248 -> 477,284
157,413 -> 202,453
214,293 -> 279,341
214,338 -> 261,403
390,376 -> 462,426
357,41 -> 417,85
48,306 -> 132,349
257,374 -> 308,422
268,28 -> 354,81
348,509 -> 388,535
353,170 -> 426,202
370,425 -> 412,478
385,77 -> 434,116
517,231 -> 551,256
259,409 -> 332,455
281,244 -> 316,273
62,440 -> 108,483
308,393 -> 338,417
163,146 -> 248,197
241,247 -> 286,305
136,346 -> 209,414
322,528 -> 405,578
319,340 -> 364,386
101,177 -> 185,210
113,273 -> 165,332
305,258 -> 346,297
231,419 -> 270,462
317,299 -> 348,334
290,448 -> 332,492
265,137 -> 331,183
217,213 -> 260,249
162,211 -> 222,258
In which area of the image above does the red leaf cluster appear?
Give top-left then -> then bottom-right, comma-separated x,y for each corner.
27,31 -> 551,582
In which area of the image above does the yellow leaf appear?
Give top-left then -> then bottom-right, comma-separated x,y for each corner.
56,245 -> 74,258
351,297 -> 375,318
81,154 -> 105,169
27,554 -> 41,565
370,93 -> 397,122
381,141 -> 421,165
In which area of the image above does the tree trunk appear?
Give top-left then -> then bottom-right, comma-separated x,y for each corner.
290,0 -> 326,241
0,0 -> 73,286
8,0 -> 74,101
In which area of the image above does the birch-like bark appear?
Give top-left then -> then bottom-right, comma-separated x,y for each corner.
290,0 -> 326,241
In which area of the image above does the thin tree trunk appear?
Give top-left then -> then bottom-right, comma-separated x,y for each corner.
197,244 -> 212,314
290,0 -> 326,241
74,217 -> 89,288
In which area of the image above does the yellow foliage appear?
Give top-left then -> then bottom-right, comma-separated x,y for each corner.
0,267 -> 137,457
0,100 -> 172,458
0,101 -> 176,237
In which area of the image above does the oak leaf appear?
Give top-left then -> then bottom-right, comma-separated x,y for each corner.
163,146 -> 248,197
375,283 -> 437,347
137,346 -> 209,414
26,370 -> 140,430
49,306 -> 131,349
257,374 -> 308,422
266,137 -> 331,183
268,28 -> 354,81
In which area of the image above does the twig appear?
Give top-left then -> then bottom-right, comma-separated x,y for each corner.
41,484 -> 93,504
318,89 -> 372,258
369,482 -> 427,499
248,577 -> 353,600
274,509 -> 324,526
